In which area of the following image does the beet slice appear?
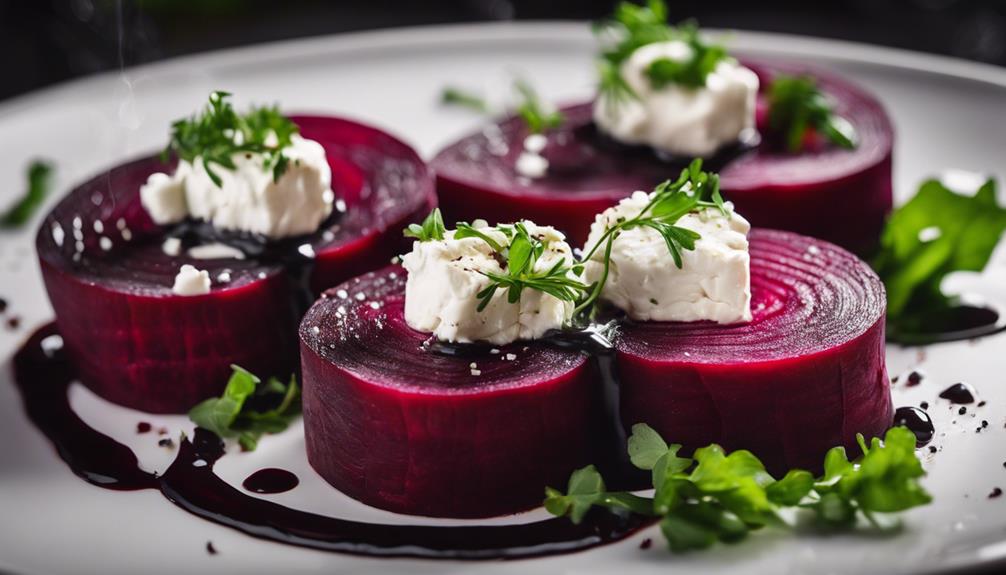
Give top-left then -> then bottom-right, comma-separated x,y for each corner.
36,116 -> 435,413
616,229 -> 891,475
300,267 -> 597,518
432,59 -> 892,254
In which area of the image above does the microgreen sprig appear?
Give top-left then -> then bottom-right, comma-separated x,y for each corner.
0,160 -> 54,229
594,1 -> 727,113
474,222 -> 588,312
439,79 -> 564,134
188,365 -> 301,452
574,159 -> 725,317
403,208 -> 447,242
545,423 -> 931,553
768,75 -> 857,153
163,91 -> 299,188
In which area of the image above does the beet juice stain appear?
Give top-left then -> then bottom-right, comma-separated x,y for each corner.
12,324 -> 653,560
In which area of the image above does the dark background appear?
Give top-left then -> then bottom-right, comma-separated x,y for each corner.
2,0 -> 1005,102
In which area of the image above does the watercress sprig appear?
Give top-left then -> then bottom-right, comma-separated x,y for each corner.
163,91 -> 299,188
768,75 -> 857,153
545,423 -> 931,553
188,364 -> 301,451
574,158 -> 724,317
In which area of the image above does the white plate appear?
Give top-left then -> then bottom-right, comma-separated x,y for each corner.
2,23 -> 1006,575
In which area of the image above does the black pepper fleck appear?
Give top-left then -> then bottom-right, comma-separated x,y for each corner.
906,371 -> 923,386
206,541 -> 218,555
959,406 -> 967,415
158,438 -> 174,448
6,316 -> 20,330
978,401 -> 987,407
928,445 -> 937,453
990,488 -> 1003,499
639,538 -> 653,550
920,401 -> 929,410
0,297 -> 7,312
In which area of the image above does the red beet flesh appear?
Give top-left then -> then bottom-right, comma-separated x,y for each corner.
300,267 -> 597,518
617,229 -> 891,475
36,116 -> 435,413
432,60 -> 893,254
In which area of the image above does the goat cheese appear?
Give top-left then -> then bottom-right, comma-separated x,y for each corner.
582,191 -> 752,323
401,221 -> 575,345
172,264 -> 211,296
140,134 -> 333,239
593,40 -> 758,158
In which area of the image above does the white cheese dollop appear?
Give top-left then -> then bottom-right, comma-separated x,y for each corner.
140,134 -> 334,239
172,264 -> 211,296
593,40 -> 758,158
401,221 -> 575,345
582,191 -> 752,323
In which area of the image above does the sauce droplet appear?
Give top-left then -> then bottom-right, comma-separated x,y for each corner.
939,382 -> 977,404
242,468 -> 300,494
136,422 -> 152,434
893,406 -> 935,447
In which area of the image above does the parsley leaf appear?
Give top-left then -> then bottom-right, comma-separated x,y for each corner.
188,364 -> 301,451
403,208 -> 447,242
767,75 -> 857,153
873,177 -> 1006,341
545,423 -> 931,553
1,161 -> 54,229
163,91 -> 299,188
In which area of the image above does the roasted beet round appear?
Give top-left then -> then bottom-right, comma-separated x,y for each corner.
300,267 -> 597,518
432,60 -> 892,254
616,229 -> 891,475
36,116 -> 435,413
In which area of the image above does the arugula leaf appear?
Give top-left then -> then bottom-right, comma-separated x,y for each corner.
164,91 -> 298,188
1,161 -> 54,229
767,75 -> 857,153
403,208 -> 447,242
188,365 -> 301,451
545,423 -> 932,553
873,177 -> 1006,341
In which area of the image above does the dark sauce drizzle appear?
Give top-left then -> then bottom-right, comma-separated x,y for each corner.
892,407 -> 935,447
13,324 -> 653,560
243,468 -> 300,494
938,383 -> 977,405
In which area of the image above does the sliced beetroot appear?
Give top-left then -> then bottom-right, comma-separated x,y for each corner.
616,229 -> 891,475
300,267 -> 597,518
432,59 -> 892,254
36,116 -> 434,413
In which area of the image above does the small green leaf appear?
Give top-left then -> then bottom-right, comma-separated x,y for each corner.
1,161 -> 54,229
766,469 -> 814,506
767,74 -> 858,153
660,514 -> 717,552
403,208 -> 447,242
440,86 -> 491,114
627,423 -> 669,470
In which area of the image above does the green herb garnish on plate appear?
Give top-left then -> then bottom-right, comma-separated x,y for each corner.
767,74 -> 857,153
163,91 -> 299,188
546,423 -> 931,553
439,79 -> 564,134
188,364 -> 301,451
1,161 -> 54,229
873,176 -> 1006,343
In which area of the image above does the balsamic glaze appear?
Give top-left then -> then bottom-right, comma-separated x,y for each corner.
939,383 -> 977,404
892,407 -> 935,447
243,468 -> 300,494
888,301 -> 1006,345
13,324 -> 654,560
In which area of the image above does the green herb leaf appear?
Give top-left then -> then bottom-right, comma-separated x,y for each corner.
187,365 -> 300,451
403,208 -> 447,242
575,159 -> 723,318
872,177 -> 1006,340
767,74 -> 858,153
1,161 -> 54,229
439,86 -> 491,114
164,91 -> 298,188
644,23 -> 727,90
513,79 -> 564,134
546,423 -> 931,553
